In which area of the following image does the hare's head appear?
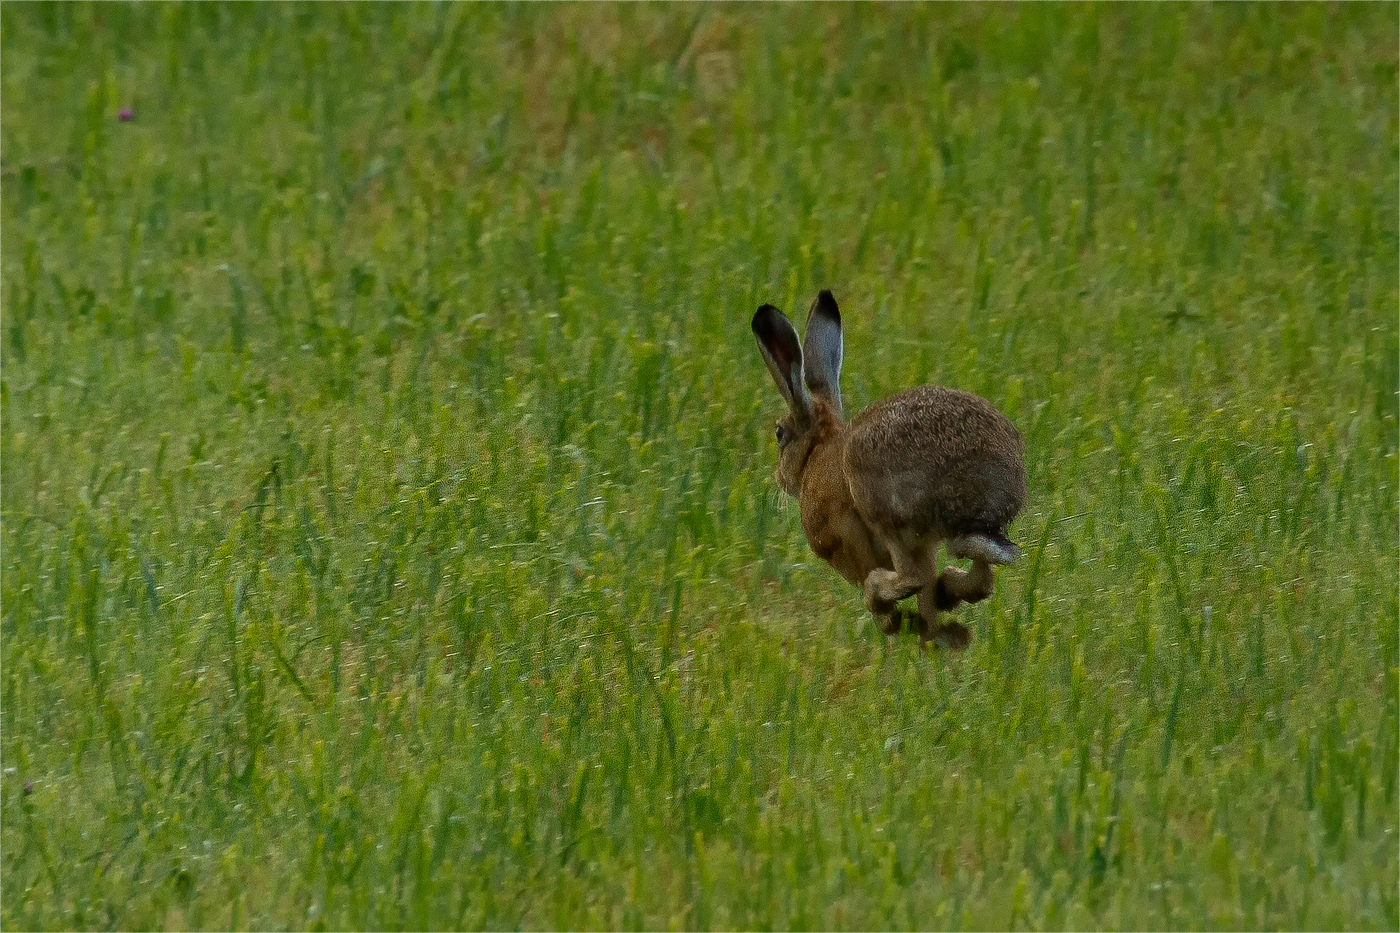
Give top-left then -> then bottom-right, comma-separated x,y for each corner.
752,290 -> 846,497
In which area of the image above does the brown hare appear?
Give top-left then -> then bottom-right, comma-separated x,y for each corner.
752,290 -> 1025,649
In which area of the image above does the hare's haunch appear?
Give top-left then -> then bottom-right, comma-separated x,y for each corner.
753,291 -> 1026,649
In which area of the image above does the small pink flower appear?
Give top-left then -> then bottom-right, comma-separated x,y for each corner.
118,108 -> 134,122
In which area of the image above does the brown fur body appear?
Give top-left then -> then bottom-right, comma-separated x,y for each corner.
845,385 -> 1025,545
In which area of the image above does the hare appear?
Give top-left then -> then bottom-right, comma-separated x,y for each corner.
752,290 -> 1025,649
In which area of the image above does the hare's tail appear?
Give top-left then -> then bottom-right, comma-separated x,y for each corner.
948,532 -> 1021,565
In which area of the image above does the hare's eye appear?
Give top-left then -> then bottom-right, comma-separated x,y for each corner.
775,424 -> 787,446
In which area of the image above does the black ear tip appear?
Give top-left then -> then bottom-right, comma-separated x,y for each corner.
752,303 -> 782,333
812,289 -> 840,320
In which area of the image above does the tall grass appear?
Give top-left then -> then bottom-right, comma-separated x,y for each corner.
3,4 -> 1396,929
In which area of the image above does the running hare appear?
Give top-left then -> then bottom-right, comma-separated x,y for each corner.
752,290 -> 1025,649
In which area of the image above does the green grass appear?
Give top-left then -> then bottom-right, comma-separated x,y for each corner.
2,3 -> 1397,929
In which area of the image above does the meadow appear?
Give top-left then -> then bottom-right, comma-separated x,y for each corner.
2,4 -> 1397,930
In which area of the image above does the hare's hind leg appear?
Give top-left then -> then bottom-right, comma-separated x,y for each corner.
934,560 -> 996,612
936,532 -> 1016,614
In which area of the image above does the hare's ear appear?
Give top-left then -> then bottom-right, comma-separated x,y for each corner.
803,290 -> 843,418
753,304 -> 813,420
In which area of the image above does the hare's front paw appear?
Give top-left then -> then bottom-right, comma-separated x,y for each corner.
874,610 -> 902,635
873,605 -> 919,635
864,568 -> 921,613
864,572 -> 899,617
927,620 -> 972,651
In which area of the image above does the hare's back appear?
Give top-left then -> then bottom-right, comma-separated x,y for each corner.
844,385 -> 1025,538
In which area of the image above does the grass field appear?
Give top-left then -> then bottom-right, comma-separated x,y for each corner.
3,4 -> 1397,930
